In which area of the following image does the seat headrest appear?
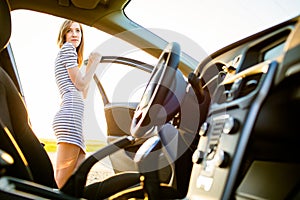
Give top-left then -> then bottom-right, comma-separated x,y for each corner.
0,0 -> 11,52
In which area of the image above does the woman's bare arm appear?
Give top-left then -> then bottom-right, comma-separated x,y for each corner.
67,51 -> 102,95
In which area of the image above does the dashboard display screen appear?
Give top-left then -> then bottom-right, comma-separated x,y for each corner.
263,42 -> 285,61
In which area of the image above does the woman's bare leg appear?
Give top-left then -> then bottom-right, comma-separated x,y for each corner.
55,142 -> 82,188
75,149 -> 86,169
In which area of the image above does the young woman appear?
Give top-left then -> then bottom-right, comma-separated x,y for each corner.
52,19 -> 102,188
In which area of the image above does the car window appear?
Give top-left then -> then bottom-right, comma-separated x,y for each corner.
10,10 -> 155,142
94,63 -> 151,103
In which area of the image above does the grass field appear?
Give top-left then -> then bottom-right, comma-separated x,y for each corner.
40,139 -> 107,153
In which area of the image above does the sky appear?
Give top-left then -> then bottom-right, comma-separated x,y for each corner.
9,0 -> 300,141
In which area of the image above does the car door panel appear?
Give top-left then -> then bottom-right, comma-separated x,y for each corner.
104,103 -> 137,137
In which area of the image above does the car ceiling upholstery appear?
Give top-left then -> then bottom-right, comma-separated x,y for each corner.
8,0 -> 128,28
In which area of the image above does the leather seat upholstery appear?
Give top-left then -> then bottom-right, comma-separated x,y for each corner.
0,0 -> 11,52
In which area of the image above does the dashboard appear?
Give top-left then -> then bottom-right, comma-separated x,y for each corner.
187,15 -> 300,200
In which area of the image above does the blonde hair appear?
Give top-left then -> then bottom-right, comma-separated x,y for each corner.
57,19 -> 84,67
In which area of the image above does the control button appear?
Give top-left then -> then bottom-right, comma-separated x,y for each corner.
206,147 -> 216,160
196,175 -> 213,191
192,149 -> 205,164
215,149 -> 230,168
223,116 -> 239,134
199,122 -> 209,136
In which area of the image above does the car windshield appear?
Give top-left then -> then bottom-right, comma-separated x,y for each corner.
125,0 -> 300,56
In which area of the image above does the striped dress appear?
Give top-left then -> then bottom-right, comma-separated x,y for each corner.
52,42 -> 85,152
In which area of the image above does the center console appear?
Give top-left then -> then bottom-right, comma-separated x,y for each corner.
187,61 -> 278,200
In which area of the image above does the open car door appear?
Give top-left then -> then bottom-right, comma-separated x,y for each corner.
90,56 -> 153,173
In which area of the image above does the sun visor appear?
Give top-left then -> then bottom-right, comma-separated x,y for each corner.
70,0 -> 109,9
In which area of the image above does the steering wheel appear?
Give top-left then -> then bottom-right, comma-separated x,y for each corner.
130,42 -> 182,138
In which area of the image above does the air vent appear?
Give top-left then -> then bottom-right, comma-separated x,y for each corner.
213,73 -> 263,104
234,73 -> 263,99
